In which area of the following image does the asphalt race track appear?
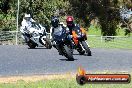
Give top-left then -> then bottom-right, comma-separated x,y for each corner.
0,45 -> 132,76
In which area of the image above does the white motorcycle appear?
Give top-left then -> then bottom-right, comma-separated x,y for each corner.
24,23 -> 52,49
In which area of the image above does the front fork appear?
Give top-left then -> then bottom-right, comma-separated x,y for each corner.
77,42 -> 84,51
87,41 -> 90,48
81,40 -> 90,48
40,36 -> 46,45
77,40 -> 90,53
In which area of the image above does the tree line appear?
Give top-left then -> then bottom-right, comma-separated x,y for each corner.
0,0 -> 132,35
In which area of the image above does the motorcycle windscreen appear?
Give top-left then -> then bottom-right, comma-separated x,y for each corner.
53,26 -> 66,41
74,27 -> 82,37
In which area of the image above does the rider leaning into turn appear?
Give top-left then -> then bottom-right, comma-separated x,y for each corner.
50,16 -> 72,55
20,13 -> 36,43
50,16 -> 68,36
20,13 -> 46,43
66,16 -> 90,47
20,13 -> 36,33
66,16 -> 84,34
50,16 -> 64,54
66,16 -> 85,35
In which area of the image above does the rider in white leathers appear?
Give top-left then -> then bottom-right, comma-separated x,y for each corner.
20,14 -> 35,33
20,13 -> 36,42
20,13 -> 46,43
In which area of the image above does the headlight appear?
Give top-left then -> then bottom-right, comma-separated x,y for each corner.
82,33 -> 85,36
32,32 -> 39,37
77,35 -> 81,39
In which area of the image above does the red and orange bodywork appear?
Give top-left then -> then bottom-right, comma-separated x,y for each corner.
72,28 -> 87,45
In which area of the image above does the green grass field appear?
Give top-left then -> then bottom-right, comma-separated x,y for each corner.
88,36 -> 132,49
87,25 -> 132,49
88,25 -> 132,36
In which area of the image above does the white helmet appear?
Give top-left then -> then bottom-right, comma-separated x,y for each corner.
24,14 -> 31,18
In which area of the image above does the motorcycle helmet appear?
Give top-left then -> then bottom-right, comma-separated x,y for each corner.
51,16 -> 59,28
66,16 -> 74,27
24,13 -> 31,21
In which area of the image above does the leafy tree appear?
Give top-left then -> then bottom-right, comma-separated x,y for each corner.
19,0 -> 69,30
0,0 -> 69,31
0,0 -> 131,35
69,0 -> 120,36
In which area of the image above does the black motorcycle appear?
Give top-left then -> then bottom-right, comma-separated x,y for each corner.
53,26 -> 74,61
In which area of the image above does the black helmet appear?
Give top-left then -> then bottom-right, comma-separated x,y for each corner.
51,16 -> 59,28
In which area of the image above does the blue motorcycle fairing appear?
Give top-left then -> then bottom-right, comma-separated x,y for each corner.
53,26 -> 67,43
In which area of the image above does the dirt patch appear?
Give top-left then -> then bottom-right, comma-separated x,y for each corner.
0,73 -> 76,83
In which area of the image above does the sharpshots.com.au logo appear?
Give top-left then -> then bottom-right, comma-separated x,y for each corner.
76,67 -> 131,85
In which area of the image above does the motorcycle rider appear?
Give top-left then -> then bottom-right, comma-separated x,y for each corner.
51,16 -> 72,55
20,13 -> 36,43
20,13 -> 46,43
66,16 -> 86,36
50,16 -> 69,37
66,16 -> 90,54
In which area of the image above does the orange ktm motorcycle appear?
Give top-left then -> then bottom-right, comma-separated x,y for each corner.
72,27 -> 92,56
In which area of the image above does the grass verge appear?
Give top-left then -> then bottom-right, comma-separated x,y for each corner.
0,72 -> 131,88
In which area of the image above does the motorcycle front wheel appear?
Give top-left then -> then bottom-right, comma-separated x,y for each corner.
77,44 -> 85,55
27,40 -> 37,49
81,41 -> 92,56
63,45 -> 74,61
44,38 -> 52,49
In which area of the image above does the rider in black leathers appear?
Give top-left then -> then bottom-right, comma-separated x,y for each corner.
51,16 -> 73,55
